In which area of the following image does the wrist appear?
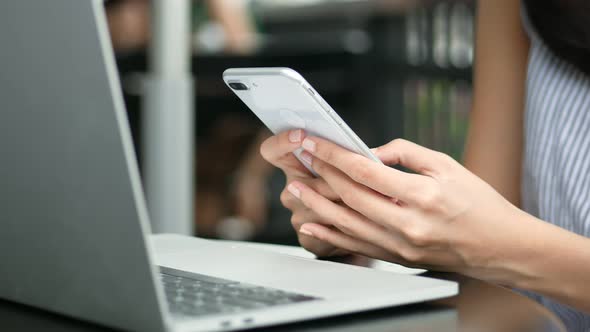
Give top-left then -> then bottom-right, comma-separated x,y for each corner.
501,212 -> 590,303
487,209 -> 552,289
444,205 -> 533,287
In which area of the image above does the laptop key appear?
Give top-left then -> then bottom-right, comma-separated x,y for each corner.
159,266 -> 321,318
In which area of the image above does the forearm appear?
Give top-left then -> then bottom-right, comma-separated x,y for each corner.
463,0 -> 529,207
502,211 -> 590,313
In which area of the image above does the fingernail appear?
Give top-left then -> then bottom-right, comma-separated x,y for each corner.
302,138 -> 316,152
287,183 -> 301,199
299,226 -> 314,237
300,151 -> 313,165
289,129 -> 303,143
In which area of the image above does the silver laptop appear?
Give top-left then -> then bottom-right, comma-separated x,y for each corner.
0,1 -> 457,331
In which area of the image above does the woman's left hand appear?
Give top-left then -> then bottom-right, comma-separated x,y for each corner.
287,136 -> 536,283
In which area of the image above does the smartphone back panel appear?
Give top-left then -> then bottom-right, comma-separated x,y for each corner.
223,68 -> 379,169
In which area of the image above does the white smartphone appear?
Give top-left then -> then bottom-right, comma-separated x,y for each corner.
223,67 -> 382,175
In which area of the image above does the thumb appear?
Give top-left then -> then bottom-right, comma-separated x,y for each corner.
373,139 -> 446,175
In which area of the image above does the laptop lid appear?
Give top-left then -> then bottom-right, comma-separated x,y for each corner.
0,1 -> 168,331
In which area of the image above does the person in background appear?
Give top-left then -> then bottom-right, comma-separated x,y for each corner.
190,0 -> 274,240
106,0 -> 272,240
105,0 -> 257,53
105,0 -> 150,52
260,0 -> 590,330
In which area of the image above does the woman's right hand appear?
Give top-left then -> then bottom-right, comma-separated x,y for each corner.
260,129 -> 348,257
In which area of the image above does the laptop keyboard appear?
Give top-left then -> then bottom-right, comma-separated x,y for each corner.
159,267 -> 320,318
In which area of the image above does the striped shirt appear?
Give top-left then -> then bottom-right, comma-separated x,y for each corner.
519,6 -> 590,331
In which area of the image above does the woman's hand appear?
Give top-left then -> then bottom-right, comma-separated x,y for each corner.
260,130 -> 349,257
286,136 -> 541,283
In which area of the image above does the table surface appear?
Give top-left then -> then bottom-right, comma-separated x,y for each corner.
0,263 -> 565,332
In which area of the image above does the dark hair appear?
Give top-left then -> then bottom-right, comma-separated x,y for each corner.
523,0 -> 590,76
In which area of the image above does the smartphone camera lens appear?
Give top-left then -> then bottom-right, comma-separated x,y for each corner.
228,82 -> 249,91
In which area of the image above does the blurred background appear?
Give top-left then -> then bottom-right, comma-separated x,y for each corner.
106,0 -> 474,245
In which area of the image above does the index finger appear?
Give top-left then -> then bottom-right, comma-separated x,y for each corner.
301,136 -> 428,203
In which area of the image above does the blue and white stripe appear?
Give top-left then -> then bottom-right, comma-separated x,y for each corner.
519,5 -> 590,331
